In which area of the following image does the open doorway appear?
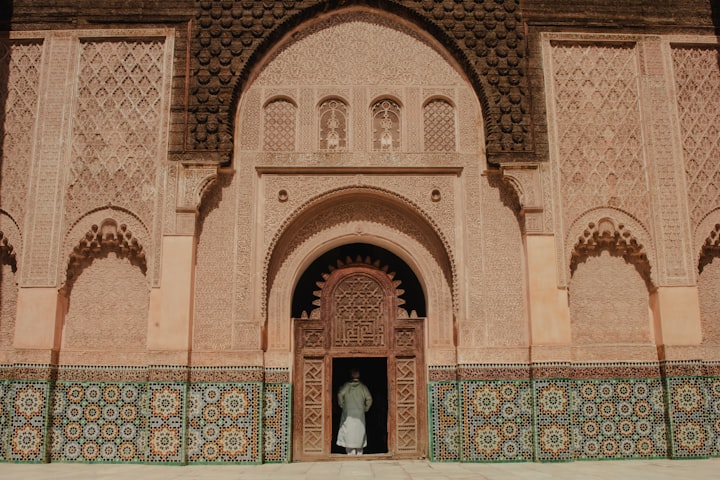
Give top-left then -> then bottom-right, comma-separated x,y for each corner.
331,357 -> 388,455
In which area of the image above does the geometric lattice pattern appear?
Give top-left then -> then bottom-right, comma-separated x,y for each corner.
460,381 -> 533,461
428,382 -> 460,461
0,41 -> 43,226
67,40 -> 165,225
423,99 -> 456,152
186,383 -> 261,463
550,43 -> 649,226
533,379 -> 574,462
672,47 -> 720,227
333,274 -> 386,347
262,383 -> 291,463
50,382 -> 145,463
263,99 -> 296,151
666,377 -> 712,458
146,383 -> 185,464
572,379 -> 667,459
709,377 -> 720,456
2,370 -> 719,464
7,381 -> 50,462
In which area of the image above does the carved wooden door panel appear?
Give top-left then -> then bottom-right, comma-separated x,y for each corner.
294,262 -> 426,460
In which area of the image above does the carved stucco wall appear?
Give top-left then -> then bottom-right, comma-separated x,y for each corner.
65,39 -> 167,229
0,40 -> 42,234
672,45 -> 720,229
672,43 -> 720,350
547,41 -> 650,234
243,16 -> 479,155
569,251 -> 654,362
227,16 -> 486,364
194,173 -> 238,351
457,174 -> 527,362
61,255 -> 149,365
0,40 -> 41,352
0,264 -> 17,352
188,0 -> 530,160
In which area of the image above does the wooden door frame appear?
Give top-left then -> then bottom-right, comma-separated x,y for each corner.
292,264 -> 427,461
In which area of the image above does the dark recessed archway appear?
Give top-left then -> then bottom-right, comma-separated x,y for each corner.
292,243 -> 426,319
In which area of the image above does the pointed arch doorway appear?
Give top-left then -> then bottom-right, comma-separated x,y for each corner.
292,244 -> 427,461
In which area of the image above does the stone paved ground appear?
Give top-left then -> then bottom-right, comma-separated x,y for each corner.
1,458 -> 719,480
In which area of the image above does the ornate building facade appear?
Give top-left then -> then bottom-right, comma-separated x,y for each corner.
0,0 -> 719,464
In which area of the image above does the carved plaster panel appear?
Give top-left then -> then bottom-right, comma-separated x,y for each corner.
260,174 -> 457,254
189,2 -> 531,158
253,18 -> 465,88
570,251 -> 654,362
545,37 -> 650,231
238,19 -> 482,156
61,254 -> 149,361
7,30 -> 173,289
0,39 -> 43,233
671,41 -> 720,231
194,173 -> 238,352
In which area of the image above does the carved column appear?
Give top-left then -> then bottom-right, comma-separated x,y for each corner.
147,162 -> 217,364
502,164 -> 571,362
14,34 -> 78,364
640,38 -> 702,360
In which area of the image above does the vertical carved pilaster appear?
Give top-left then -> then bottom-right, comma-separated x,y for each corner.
640,37 -> 694,286
21,35 -> 77,286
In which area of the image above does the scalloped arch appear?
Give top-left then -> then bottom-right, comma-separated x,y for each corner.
264,185 -> 457,317
695,208 -> 720,275
695,207 -> 720,271
565,207 -> 656,287
61,206 -> 151,287
0,210 -> 21,273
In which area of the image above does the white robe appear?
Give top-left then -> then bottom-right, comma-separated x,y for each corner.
336,380 -> 373,448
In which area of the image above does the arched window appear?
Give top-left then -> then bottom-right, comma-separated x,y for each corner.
263,98 -> 297,151
319,98 -> 348,150
372,99 -> 401,151
423,98 -> 456,152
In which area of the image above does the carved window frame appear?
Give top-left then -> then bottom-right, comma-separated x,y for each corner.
422,96 -> 457,152
263,95 -> 298,152
318,96 -> 350,151
371,97 -> 402,152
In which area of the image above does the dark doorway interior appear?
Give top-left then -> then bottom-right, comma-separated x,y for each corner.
331,357 -> 388,455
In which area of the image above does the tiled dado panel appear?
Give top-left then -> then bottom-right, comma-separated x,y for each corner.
666,377 -> 714,458
51,382 -> 187,464
186,383 -> 261,464
709,377 -> 720,457
6,381 -> 50,462
532,379 -> 574,462
572,379 -> 667,460
0,381 -> 8,462
459,381 -> 534,462
428,382 -> 460,461
429,375 -> 699,462
262,383 -> 291,463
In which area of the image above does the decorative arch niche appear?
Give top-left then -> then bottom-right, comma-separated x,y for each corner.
264,187 -> 456,365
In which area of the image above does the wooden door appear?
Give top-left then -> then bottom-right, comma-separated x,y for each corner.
293,261 -> 426,460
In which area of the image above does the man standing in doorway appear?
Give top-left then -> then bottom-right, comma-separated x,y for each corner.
336,368 -> 373,455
